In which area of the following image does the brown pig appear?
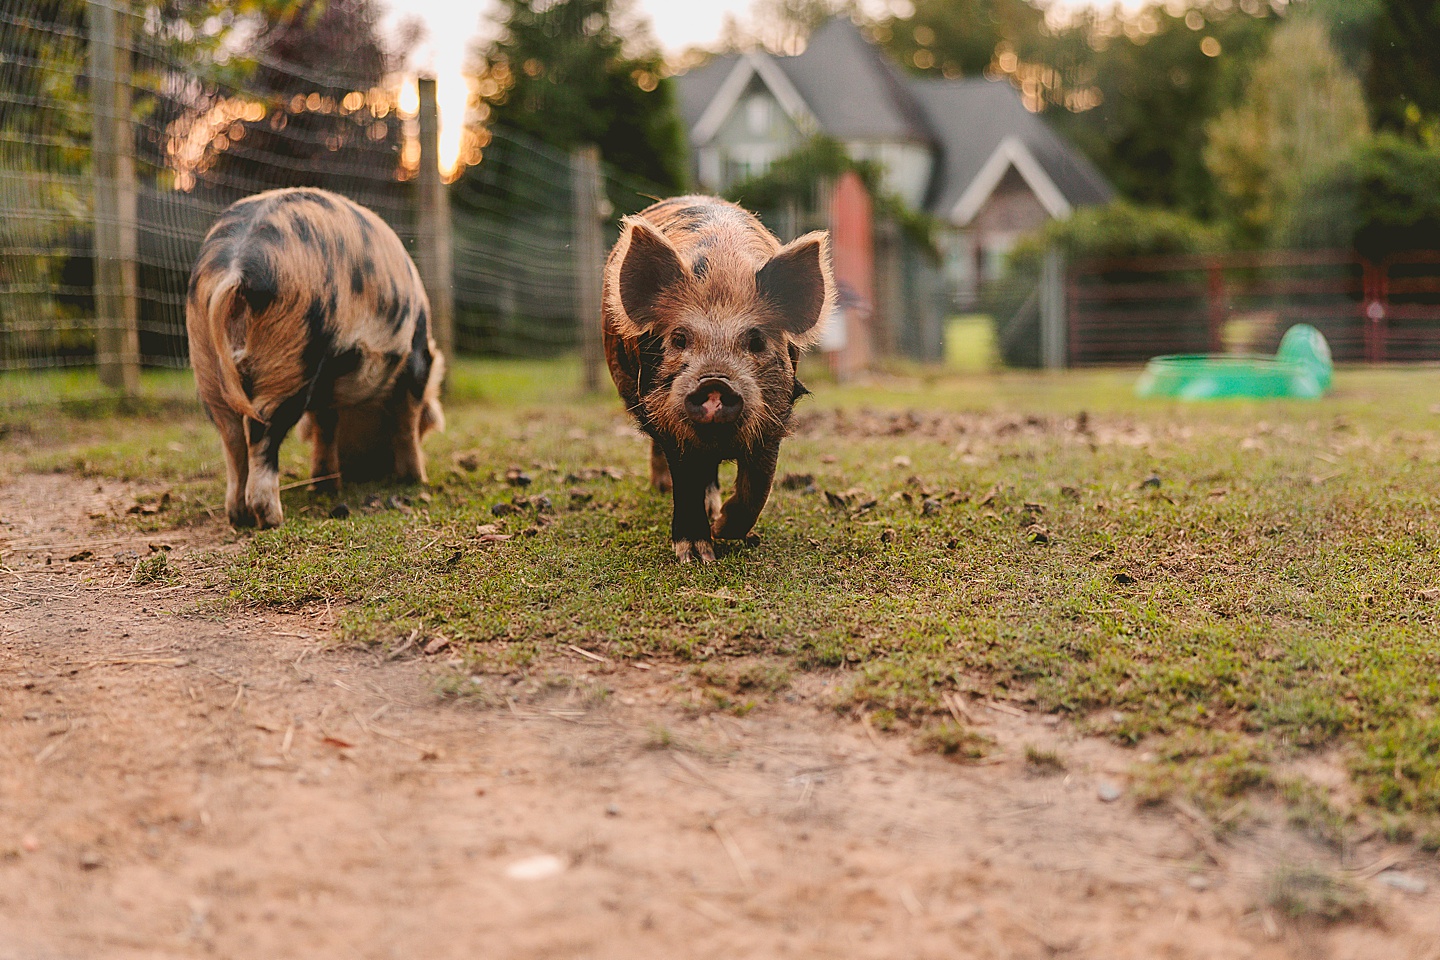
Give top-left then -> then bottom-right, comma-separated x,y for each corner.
602,196 -> 836,563
186,187 -> 444,529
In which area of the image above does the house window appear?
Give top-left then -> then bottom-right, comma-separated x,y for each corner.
745,95 -> 772,136
724,144 -> 779,186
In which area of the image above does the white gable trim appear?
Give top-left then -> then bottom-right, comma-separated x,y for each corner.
692,51 -> 816,145
948,136 -> 1072,227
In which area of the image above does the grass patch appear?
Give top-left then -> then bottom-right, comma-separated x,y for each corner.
14,357 -> 1440,829
1265,865 -> 1373,924
915,722 -> 995,762
1024,744 -> 1066,774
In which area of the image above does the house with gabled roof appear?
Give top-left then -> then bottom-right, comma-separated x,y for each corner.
675,18 -> 1113,351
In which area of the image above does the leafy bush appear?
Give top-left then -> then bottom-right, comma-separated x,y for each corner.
996,201 -> 1215,368
1010,199 -> 1216,269
724,135 -> 940,257
1279,134 -> 1440,258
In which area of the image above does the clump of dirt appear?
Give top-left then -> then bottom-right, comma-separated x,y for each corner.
2,471 -> 1436,959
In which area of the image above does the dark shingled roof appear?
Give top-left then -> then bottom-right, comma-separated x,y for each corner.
674,53 -> 740,134
908,77 -> 1115,218
671,19 -> 1113,220
770,19 -> 933,145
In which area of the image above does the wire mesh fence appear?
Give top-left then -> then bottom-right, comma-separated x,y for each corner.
0,0 -> 666,407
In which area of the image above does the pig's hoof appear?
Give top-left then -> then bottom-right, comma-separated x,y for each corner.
712,517 -> 759,546
246,498 -> 284,530
227,505 -> 258,529
674,539 -> 717,564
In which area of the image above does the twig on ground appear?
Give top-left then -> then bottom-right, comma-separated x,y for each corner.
33,721 -> 79,765
69,656 -> 187,669
1169,798 -> 1228,867
276,473 -> 339,493
669,753 -> 734,796
944,691 -> 977,724
1345,851 -> 1408,879
709,819 -> 755,888
350,709 -> 439,760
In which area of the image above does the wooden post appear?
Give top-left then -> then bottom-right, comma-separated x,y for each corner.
570,145 -> 605,393
414,76 -> 455,362
1362,257 -> 1387,364
871,217 -> 901,358
1206,262 -> 1226,353
1039,249 -> 1067,370
89,0 -> 140,395
1066,267 -> 1080,367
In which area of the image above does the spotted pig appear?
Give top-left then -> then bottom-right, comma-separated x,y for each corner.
185,187 -> 444,529
602,195 -> 836,564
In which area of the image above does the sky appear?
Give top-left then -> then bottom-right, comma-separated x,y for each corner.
384,0 -> 1148,175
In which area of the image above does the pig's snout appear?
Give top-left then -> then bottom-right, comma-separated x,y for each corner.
685,378 -> 744,425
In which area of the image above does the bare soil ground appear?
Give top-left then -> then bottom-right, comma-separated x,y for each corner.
3,470 -> 1438,959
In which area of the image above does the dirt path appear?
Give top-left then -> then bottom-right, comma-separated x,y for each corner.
2,471 -> 1437,959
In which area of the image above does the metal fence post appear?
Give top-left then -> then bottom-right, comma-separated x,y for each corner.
570,145 -> 605,393
415,76 -> 455,363
1039,249 -> 1067,370
89,0 -> 140,395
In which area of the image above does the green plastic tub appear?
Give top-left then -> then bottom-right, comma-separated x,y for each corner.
1135,325 -> 1333,400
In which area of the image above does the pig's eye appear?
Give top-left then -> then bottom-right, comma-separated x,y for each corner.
746,330 -> 767,354
670,330 -> 689,350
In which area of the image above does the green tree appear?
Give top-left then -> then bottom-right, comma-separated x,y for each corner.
1205,17 -> 1370,246
180,0 -> 409,203
723,135 -> 939,255
876,0 -> 1045,78
471,0 -> 687,190
1308,0 -> 1440,138
741,0 -> 856,53
873,1 -> 1279,218
1037,5 -> 1277,219
1012,200 -> 1217,265
1279,135 -> 1440,257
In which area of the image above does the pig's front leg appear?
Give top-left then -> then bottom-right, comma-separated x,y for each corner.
712,439 -> 779,545
666,448 -> 719,564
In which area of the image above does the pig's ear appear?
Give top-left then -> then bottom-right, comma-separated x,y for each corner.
605,216 -> 689,338
755,231 -> 836,346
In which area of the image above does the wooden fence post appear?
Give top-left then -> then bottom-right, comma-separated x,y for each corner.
89,0 -> 140,395
871,218 -> 901,358
415,76 -> 455,363
1206,262 -> 1226,353
1039,249 -> 1067,370
1065,264 -> 1079,367
570,145 -> 605,393
1362,258 -> 1387,363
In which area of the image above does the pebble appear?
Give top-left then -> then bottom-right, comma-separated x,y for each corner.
79,850 -> 103,870
1187,875 -> 1210,891
1097,780 -> 1124,803
1377,871 -> 1428,895
505,854 -> 565,881
328,502 -> 351,520
605,804 -> 621,817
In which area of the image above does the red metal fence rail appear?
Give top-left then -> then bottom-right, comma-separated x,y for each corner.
1066,250 -> 1440,366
